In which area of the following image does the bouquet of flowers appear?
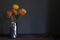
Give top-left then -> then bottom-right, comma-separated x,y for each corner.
7,4 -> 27,22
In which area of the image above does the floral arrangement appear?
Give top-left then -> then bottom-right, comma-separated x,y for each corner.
7,4 -> 27,22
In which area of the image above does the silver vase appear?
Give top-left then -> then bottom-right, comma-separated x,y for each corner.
10,21 -> 17,38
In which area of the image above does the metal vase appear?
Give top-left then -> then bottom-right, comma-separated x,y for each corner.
10,21 -> 17,38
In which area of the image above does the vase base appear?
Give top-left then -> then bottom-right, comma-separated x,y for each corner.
9,35 -> 17,39
10,37 -> 17,39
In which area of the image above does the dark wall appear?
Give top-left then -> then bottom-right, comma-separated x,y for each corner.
48,0 -> 60,34
0,0 -> 59,34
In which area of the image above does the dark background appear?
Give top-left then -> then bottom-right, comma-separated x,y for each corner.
0,0 -> 59,35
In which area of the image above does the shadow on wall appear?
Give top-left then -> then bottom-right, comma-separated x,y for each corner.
0,17 -> 3,34
48,0 -> 60,34
0,10 -> 10,34
30,0 -> 49,34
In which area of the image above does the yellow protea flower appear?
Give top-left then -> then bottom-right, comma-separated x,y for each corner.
12,4 -> 19,10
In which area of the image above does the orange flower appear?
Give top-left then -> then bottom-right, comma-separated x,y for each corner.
12,9 -> 17,15
19,8 -> 27,16
12,4 -> 19,10
7,10 -> 12,18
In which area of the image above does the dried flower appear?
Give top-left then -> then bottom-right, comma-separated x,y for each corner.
7,10 -> 12,18
19,8 -> 27,16
7,4 -> 27,21
12,4 -> 19,10
12,9 -> 17,15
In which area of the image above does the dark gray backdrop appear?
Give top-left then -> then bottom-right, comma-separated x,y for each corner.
0,0 -> 59,34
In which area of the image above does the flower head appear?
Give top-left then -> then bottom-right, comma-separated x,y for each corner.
12,4 -> 19,10
12,9 -> 17,15
7,10 -> 12,18
19,8 -> 27,16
